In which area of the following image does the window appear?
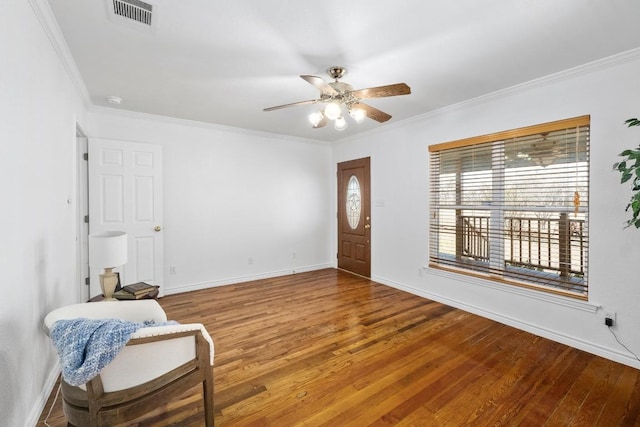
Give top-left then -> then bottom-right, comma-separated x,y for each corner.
429,116 -> 590,299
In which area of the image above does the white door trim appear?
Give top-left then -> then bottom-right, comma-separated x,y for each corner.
76,125 -> 89,302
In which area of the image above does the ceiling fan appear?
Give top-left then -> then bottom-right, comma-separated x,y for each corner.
263,66 -> 411,130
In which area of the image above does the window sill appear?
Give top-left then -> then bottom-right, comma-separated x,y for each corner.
424,265 -> 598,314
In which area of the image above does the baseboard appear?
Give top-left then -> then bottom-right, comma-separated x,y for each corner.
163,263 -> 333,296
373,274 -> 640,370
26,363 -> 60,427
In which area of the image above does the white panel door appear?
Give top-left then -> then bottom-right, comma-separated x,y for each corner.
88,138 -> 163,298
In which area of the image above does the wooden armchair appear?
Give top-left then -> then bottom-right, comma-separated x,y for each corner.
44,300 -> 214,427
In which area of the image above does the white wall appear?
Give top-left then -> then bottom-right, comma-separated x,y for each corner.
332,50 -> 640,368
85,111 -> 335,295
0,1 -> 87,426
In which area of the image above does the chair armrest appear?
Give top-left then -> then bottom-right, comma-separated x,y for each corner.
98,324 -> 214,392
44,300 -> 167,335
131,323 -> 214,366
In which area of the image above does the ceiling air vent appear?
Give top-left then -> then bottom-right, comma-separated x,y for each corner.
107,0 -> 157,32
112,0 -> 153,25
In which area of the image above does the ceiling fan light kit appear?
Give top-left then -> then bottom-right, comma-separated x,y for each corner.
264,66 -> 411,130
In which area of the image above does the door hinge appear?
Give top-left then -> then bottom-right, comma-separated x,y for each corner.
85,277 -> 90,286
84,215 -> 89,224
83,152 -> 88,161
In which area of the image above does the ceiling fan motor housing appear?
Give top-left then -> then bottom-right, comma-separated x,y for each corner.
327,66 -> 347,80
327,81 -> 356,106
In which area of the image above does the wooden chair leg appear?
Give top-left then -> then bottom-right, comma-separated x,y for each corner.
203,370 -> 214,427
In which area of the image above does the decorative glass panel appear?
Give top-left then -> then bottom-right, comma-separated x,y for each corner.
346,175 -> 361,229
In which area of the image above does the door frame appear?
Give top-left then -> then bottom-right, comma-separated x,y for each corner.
75,125 -> 89,302
337,157 -> 371,277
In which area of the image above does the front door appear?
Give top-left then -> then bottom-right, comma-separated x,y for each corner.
337,157 -> 371,277
88,138 -> 163,298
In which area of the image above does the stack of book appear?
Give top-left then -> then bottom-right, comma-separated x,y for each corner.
113,282 -> 158,300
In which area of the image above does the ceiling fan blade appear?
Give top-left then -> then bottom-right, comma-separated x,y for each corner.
300,75 -> 338,95
351,83 -> 411,100
313,115 -> 329,129
263,99 -> 321,112
352,102 -> 392,123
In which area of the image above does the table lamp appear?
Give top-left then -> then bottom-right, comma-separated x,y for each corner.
89,231 -> 128,300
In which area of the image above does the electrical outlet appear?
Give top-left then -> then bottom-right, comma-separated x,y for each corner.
604,311 -> 616,326
248,257 -> 253,265
169,266 -> 176,275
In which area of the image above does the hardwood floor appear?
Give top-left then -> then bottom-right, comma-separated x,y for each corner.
39,268 -> 640,426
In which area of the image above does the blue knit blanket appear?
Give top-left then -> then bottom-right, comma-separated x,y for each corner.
50,318 -> 176,386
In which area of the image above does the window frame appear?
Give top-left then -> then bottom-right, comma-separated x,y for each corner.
428,115 -> 590,300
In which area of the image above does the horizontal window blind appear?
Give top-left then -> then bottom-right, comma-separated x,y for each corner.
429,116 -> 590,299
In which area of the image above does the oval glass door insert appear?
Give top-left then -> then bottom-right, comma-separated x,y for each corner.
346,175 -> 361,229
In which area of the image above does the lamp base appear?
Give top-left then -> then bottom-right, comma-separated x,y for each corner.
99,267 -> 119,301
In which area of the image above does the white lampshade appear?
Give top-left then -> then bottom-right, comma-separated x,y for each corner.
308,111 -> 324,127
349,108 -> 366,124
334,116 -> 348,131
89,231 -> 128,268
324,102 -> 342,120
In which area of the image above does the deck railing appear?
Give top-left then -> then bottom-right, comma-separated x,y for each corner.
460,213 -> 586,279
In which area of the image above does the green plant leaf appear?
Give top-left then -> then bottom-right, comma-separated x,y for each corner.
617,118 -> 640,228
625,118 -> 640,127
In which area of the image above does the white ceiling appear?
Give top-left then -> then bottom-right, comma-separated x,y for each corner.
46,0 -> 640,142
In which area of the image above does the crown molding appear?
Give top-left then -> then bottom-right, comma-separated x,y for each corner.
88,105 -> 331,146
336,46 -> 640,145
25,0 -> 640,145
412,47 -> 640,124
28,0 -> 92,108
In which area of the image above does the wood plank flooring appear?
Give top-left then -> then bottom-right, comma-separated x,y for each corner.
39,268 -> 640,426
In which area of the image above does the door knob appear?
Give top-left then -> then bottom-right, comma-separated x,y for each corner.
154,226 -> 162,232
364,224 -> 371,229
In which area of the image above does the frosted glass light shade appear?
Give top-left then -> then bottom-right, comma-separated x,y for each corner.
349,108 -> 366,124
324,102 -> 342,120
89,231 -> 128,268
308,111 -> 324,127
334,116 -> 348,131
